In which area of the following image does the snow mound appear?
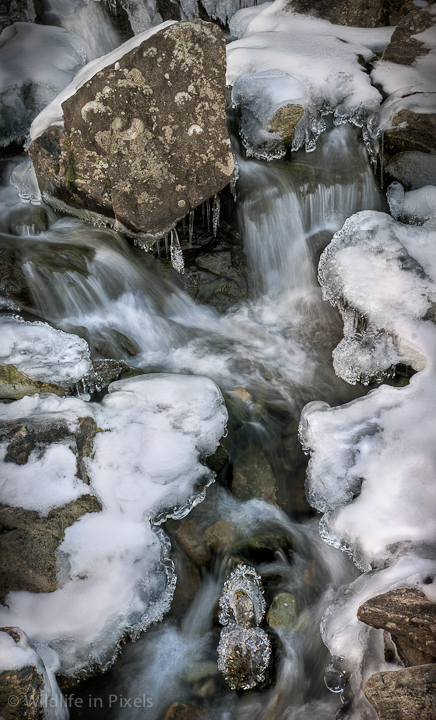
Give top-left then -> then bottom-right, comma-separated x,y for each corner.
0,374 -> 227,675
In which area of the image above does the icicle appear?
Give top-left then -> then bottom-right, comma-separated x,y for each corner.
212,194 -> 220,237
164,233 -> 169,258
206,199 -> 211,231
188,210 -> 194,246
230,158 -> 239,202
170,228 -> 184,274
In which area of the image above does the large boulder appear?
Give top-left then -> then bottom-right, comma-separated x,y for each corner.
29,20 -> 234,242
381,1 -> 436,65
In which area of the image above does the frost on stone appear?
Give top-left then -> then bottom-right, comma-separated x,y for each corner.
218,564 -> 266,627
226,0 -> 393,158
0,316 -> 92,387
0,22 -> 86,148
217,564 -> 271,690
0,374 -> 227,676
387,182 -> 436,226
299,209 -> 436,570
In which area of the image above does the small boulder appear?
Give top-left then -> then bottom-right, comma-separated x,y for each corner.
381,2 -> 436,65
364,663 -> 436,720
0,627 -> 43,720
266,593 -> 298,631
357,587 -> 436,657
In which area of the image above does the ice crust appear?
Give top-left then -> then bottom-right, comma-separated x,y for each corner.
0,22 -> 86,148
226,0 -> 393,157
0,374 -> 227,675
179,0 -> 264,27
0,316 -> 92,387
300,208 -> 436,571
29,20 -> 176,143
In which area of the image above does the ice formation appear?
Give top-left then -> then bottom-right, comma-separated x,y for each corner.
0,22 -> 86,147
300,200 -> 436,716
217,564 -> 271,690
178,0 -> 262,27
29,20 -> 176,143
0,374 -> 227,675
0,316 -> 92,387
226,0 -> 393,157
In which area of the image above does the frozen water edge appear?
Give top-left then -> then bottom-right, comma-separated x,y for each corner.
0,374 -> 227,677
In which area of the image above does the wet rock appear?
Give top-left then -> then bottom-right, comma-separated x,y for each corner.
386,151 -> 436,191
30,20 -> 234,241
231,447 -> 278,506
184,661 -> 220,684
392,634 -> 435,667
357,587 -> 436,656
0,364 -> 66,401
165,517 -> 212,568
204,520 -> 236,553
266,593 -> 298,631
0,0 -> 36,32
0,628 -> 43,720
0,496 -> 102,603
285,0 -> 386,27
80,359 -> 144,395
364,663 -> 436,720
269,104 -> 305,146
201,442 -> 229,474
160,702 -> 205,720
227,534 -> 293,566
384,110 -> 436,159
191,676 -> 216,698
7,206 -> 48,236
167,551 -> 201,620
0,246 -> 32,309
382,2 -> 436,65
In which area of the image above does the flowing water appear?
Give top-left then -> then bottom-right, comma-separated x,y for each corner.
1,120 -> 386,718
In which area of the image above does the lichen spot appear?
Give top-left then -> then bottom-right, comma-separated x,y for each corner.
119,118 -> 144,141
178,200 -> 186,208
175,92 -> 191,106
165,73 -> 170,79
188,124 -> 203,136
114,61 -> 120,70
81,101 -> 110,122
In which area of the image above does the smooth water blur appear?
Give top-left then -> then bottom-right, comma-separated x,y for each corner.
1,123 -> 385,720
44,0 -> 121,60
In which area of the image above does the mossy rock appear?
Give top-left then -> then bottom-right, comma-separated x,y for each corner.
0,364 -> 66,400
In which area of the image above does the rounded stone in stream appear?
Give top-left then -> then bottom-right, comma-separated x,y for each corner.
266,593 -> 298,631
218,564 -> 265,627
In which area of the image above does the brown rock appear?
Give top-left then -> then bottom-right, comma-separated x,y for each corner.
384,110 -> 436,159
364,664 -> 436,720
231,447 -> 278,505
0,496 -> 102,603
160,702 -> 205,720
382,3 -> 436,65
285,0 -> 386,27
0,365 -> 66,401
0,627 -> 43,720
269,104 -> 304,146
357,587 -> 436,657
204,520 -> 236,553
392,634 -> 435,667
30,20 -> 234,241
165,517 -> 212,567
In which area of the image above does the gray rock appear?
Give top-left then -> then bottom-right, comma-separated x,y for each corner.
284,0 -> 386,27
0,628 -> 43,720
0,0 -> 35,32
382,2 -> 436,65
384,110 -> 436,159
266,592 -> 298,631
364,663 -> 436,720
386,152 -> 436,191
357,587 -> 436,657
29,20 -> 234,241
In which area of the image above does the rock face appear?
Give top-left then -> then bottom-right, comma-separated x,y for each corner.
364,664 -> 436,720
386,151 -> 436,190
357,588 -> 436,657
29,20 -> 234,241
384,110 -> 436,159
0,365 -> 66,401
0,628 -> 43,720
0,0 -> 35,32
381,2 -> 436,65
285,0 -> 385,27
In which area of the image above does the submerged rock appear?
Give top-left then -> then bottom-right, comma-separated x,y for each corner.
29,20 -> 234,241
266,593 -> 298,631
160,702 -> 205,720
364,663 -> 436,720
